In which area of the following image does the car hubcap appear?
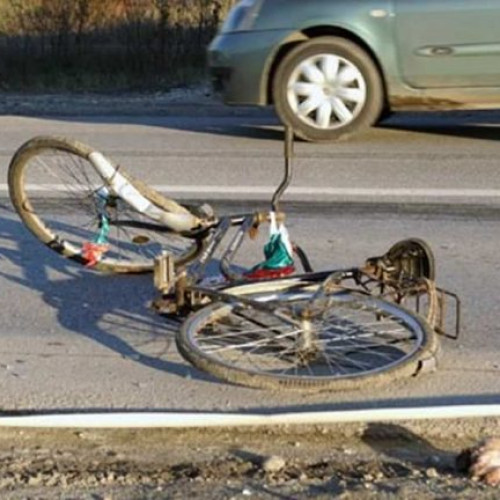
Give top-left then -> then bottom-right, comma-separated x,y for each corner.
287,53 -> 367,130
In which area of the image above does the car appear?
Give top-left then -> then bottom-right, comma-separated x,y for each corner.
208,0 -> 500,142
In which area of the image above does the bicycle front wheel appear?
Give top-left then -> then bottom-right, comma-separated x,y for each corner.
8,136 -> 202,272
177,287 -> 438,392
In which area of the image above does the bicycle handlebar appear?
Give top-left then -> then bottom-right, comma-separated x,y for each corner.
271,126 -> 294,212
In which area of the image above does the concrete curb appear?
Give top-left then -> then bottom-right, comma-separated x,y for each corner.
0,406 -> 498,440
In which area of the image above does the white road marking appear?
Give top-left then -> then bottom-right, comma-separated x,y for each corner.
1,184 -> 499,198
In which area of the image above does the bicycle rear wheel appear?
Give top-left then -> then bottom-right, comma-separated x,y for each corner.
8,136 -> 202,272
177,285 -> 438,392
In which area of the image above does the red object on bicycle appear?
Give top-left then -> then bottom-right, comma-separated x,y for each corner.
81,242 -> 110,267
245,265 -> 295,280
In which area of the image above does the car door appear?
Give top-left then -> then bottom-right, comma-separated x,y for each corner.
394,0 -> 500,88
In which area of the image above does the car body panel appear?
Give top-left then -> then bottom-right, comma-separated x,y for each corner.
255,0 -> 400,86
208,0 -> 500,111
209,29 -> 302,105
394,0 -> 500,88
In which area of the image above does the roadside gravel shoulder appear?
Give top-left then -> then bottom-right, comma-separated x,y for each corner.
0,424 -> 498,499
0,84 -> 272,117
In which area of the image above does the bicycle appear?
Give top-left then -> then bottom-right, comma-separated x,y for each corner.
8,128 -> 460,392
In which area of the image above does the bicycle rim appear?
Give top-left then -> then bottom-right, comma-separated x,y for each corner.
9,136 -> 201,272
177,288 -> 436,392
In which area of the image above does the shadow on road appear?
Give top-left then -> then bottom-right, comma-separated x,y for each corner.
0,210 -> 216,384
14,106 -> 500,144
361,423 -> 458,474
379,110 -> 500,142
251,393 -> 500,415
89,113 -> 286,142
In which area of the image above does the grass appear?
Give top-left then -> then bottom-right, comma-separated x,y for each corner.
0,0 -> 234,92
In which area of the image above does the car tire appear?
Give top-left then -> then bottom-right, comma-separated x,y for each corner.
273,37 -> 384,142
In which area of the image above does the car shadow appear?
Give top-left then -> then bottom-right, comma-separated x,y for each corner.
16,104 -> 500,143
70,109 -> 285,141
379,109 -> 500,142
0,208 -> 217,383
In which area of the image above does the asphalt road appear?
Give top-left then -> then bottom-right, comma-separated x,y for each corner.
1,109 -> 500,205
0,109 -> 499,414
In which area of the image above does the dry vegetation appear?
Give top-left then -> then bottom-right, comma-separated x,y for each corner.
0,0 -> 235,90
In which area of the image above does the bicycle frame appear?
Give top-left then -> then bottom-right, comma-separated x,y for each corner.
89,150 -> 207,234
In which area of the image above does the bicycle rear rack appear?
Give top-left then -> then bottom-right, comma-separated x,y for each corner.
360,237 -> 461,340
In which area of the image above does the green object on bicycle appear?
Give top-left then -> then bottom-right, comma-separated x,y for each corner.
95,214 -> 110,244
253,232 -> 293,271
250,212 -> 293,272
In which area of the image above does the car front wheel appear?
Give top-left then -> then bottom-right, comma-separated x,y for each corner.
273,37 -> 384,142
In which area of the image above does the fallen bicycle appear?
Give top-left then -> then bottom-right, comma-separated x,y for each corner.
8,128 -> 460,391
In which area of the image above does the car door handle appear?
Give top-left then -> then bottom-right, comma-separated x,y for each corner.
417,46 -> 454,57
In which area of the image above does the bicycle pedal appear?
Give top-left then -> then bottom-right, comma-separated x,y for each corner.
197,203 -> 215,220
151,295 -> 179,316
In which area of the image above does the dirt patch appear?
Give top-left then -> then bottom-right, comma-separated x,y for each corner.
0,425 -> 497,499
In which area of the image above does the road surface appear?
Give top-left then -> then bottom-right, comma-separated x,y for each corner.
0,107 -> 499,414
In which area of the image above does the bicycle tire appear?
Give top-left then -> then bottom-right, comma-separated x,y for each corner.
8,136 -> 203,273
177,283 -> 438,392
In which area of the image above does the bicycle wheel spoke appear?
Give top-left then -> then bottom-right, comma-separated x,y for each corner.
202,327 -> 300,355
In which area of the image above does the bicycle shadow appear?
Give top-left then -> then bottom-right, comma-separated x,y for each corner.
0,210 -> 214,383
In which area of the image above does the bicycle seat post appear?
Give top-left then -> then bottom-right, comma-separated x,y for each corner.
271,126 -> 294,213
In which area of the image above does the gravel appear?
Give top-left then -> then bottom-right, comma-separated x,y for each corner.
0,83 -> 272,117
0,426 -> 498,499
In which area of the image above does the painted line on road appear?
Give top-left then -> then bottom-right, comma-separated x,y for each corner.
141,186 -> 500,198
1,184 -> 500,198
0,404 -> 499,428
